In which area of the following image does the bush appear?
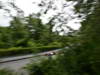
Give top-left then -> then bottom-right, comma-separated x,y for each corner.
0,45 -> 62,57
0,69 -> 15,75
48,42 -> 63,47
27,56 -> 67,75
27,41 -> 43,47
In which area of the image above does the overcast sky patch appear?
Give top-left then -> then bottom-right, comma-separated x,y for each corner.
0,0 -> 84,31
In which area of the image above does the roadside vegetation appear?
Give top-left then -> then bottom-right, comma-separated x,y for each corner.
0,46 -> 61,57
0,69 -> 16,75
26,0 -> 100,75
0,15 -> 68,57
0,0 -> 100,75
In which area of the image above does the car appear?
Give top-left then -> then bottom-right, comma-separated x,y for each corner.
44,52 -> 56,56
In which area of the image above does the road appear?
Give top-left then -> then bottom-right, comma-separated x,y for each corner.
0,49 -> 61,72
0,55 -> 46,75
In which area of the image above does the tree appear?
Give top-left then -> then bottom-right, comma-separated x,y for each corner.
32,0 -> 80,34
61,0 -> 100,75
26,15 -> 47,43
28,56 -> 67,75
26,15 -> 58,45
28,0 -> 100,75
0,26 -> 13,48
9,17 -> 29,47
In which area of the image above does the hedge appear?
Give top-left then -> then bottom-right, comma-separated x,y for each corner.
0,45 -> 62,57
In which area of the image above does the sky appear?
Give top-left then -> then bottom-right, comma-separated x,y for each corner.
0,0 -> 85,34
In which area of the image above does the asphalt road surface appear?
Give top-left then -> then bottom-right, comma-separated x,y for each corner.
0,55 -> 46,75
0,49 -> 61,74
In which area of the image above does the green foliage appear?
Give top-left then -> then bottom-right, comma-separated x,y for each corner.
10,17 -> 28,39
0,27 -> 13,48
0,15 -> 67,58
0,15 -> 66,49
27,40 -> 43,47
26,15 -> 44,41
0,46 -> 61,57
59,2 -> 100,75
0,69 -> 15,75
27,1 -> 100,75
48,41 -> 62,47
27,56 -> 67,75
1,0 -> 100,75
